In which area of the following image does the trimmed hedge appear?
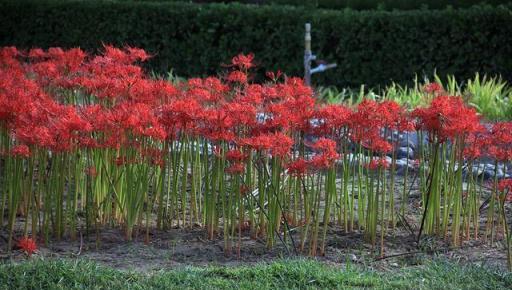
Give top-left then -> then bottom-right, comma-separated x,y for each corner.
268,0 -> 512,10
1,0 -> 512,87
125,1 -> 512,11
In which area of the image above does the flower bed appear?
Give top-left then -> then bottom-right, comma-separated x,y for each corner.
0,46 -> 511,268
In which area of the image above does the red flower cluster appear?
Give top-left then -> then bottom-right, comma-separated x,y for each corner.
498,179 -> 512,202
349,99 -> 412,153
225,149 -> 247,175
1,45 -> 510,178
412,96 -> 482,143
365,158 -> 390,170
285,138 -> 339,175
487,122 -> 512,162
423,82 -> 444,95
231,53 -> 255,70
309,138 -> 339,169
286,158 -> 309,176
5,45 -> 512,256
17,237 -> 37,256
498,179 -> 512,193
463,122 -> 512,161
10,144 -> 30,158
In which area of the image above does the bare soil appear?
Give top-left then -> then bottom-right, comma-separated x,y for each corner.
1,175 -> 510,272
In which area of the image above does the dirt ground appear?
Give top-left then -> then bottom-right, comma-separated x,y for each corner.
1,223 -> 508,272
1,175 -> 510,272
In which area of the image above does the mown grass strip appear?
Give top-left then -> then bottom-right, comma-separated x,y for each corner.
1,258 -> 511,289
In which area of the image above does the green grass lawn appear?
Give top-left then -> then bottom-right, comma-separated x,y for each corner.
1,258 -> 511,290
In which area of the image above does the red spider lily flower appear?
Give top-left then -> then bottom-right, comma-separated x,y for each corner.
0,66 -> 47,126
204,77 -> 230,93
231,53 -> 255,70
350,99 -> 409,135
260,85 -> 280,102
27,47 -> 87,88
125,46 -> 151,62
10,144 -> 30,158
86,166 -> 98,178
239,84 -> 264,105
111,102 -> 165,142
365,158 -> 390,170
225,162 -> 245,175
103,45 -> 149,64
487,122 -> 512,162
240,184 -> 250,197
187,86 -> 216,104
143,126 -> 167,141
15,124 -> 56,149
377,100 -> 413,131
115,156 -> 129,166
103,45 -> 128,62
349,99 -> 391,149
241,135 -> 271,151
152,157 -> 165,168
126,79 -> 158,104
310,155 -> 335,170
283,77 -> 313,97
200,108 -> 236,142
412,96 -> 482,143
423,82 -> 444,95
226,149 -> 247,162
186,77 -> 228,104
364,138 -> 393,154
498,179 -> 512,193
0,46 -> 21,59
47,47 -> 65,58
243,133 -> 293,158
314,104 -> 352,135
308,138 -> 339,169
160,99 -> 202,134
153,79 -> 179,103
139,147 -> 166,168
286,158 -> 308,176
0,47 -> 24,73
17,237 -> 37,256
59,106 -> 93,133
260,103 -> 293,132
28,48 -> 47,59
266,70 -> 282,82
269,133 -> 294,157
497,179 -> 512,202
283,95 -> 316,133
226,70 -> 248,84
223,102 -> 257,128
464,131 -> 490,160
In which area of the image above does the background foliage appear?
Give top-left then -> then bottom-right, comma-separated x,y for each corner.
124,0 -> 512,11
1,0 -> 512,87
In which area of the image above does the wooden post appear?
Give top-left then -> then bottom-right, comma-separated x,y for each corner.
304,23 -> 312,86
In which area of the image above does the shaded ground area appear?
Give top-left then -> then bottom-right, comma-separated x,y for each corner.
1,176 -> 510,272
1,225 -> 508,273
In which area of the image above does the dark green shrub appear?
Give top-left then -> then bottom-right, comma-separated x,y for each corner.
121,0 -> 512,10
1,0 -> 511,87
